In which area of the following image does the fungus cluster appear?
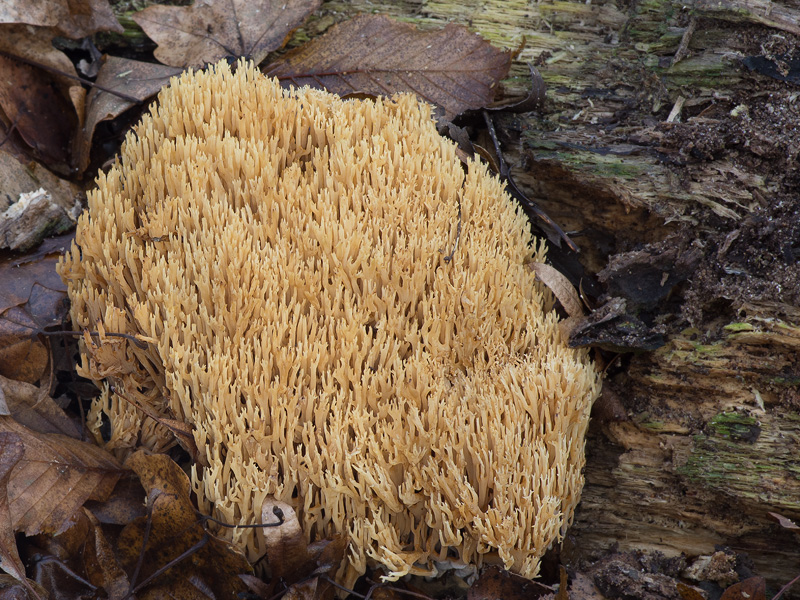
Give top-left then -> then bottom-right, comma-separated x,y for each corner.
59,60 -> 600,586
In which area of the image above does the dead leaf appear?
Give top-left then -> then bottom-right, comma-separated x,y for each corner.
0,44 -> 79,172
677,582 -> 708,600
36,508 -> 130,600
261,499 -> 314,583
0,574 -> 47,600
1,416 -> 124,536
265,14 -> 512,120
719,577 -> 766,600
529,262 -> 585,317
111,385 -> 202,465
0,375 -> 80,438
556,566 -> 568,600
0,0 -> 121,38
132,0 -> 321,68
769,512 -> 800,530
84,475 -> 147,526
0,433 -> 26,585
0,235 -> 72,384
119,451 -> 250,599
75,56 -> 182,173
261,499 -> 345,599
568,571 -> 606,600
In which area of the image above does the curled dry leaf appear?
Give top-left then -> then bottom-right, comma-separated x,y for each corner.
769,511 -> 800,530
76,56 -> 182,174
0,375 -> 80,438
486,63 -> 546,113
529,262 -> 584,339
265,14 -> 512,120
720,577 -> 766,600
467,566 -> 553,600
132,0 -> 322,68
529,262 -> 585,317
119,451 -> 250,599
261,499 -> 312,584
31,507 -> 129,600
0,36 -> 80,173
261,499 -> 346,600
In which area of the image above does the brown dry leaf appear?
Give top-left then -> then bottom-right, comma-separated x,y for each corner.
31,507 -> 129,600
261,499 -> 314,583
1,416 -> 124,536
118,451 -> 250,599
486,63 -> 546,113
769,511 -> 800,530
261,499 -> 345,599
0,433 -> 27,586
677,582 -> 708,600
265,14 -> 512,120
0,375 -> 79,438
132,0 -> 321,68
529,262 -> 585,338
568,572 -> 606,600
719,577 -> 766,600
0,574 -> 47,600
0,234 -> 72,384
82,510 -> 130,600
0,0 -> 121,38
111,385 -> 202,465
0,35 -> 80,173
84,475 -> 147,525
75,56 -> 182,173
556,566 -> 569,600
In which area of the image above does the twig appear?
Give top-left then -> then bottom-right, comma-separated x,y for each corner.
123,533 -> 210,599
37,329 -> 149,349
482,111 -> 578,252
